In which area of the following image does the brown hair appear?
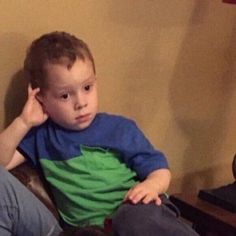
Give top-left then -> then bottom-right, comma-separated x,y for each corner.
24,31 -> 95,89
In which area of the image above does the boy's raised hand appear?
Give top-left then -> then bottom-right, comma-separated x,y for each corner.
19,85 -> 48,128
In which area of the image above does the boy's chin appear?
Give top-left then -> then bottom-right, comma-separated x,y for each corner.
51,114 -> 96,131
74,123 -> 91,131
60,120 -> 93,131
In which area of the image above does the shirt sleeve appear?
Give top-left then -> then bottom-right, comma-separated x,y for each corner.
117,119 -> 169,180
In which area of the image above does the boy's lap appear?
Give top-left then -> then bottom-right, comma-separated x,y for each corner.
112,198 -> 199,236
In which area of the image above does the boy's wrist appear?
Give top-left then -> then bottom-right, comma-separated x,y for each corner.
15,116 -> 33,131
145,169 -> 171,194
144,178 -> 162,194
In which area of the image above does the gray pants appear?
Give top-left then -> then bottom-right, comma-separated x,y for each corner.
0,165 -> 62,236
0,165 -> 198,236
112,201 -> 199,236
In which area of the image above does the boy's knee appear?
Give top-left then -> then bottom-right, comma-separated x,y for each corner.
112,203 -> 199,236
0,165 -> 11,183
0,165 -> 23,201
113,203 -> 163,222
0,166 -> 19,189
112,203 -> 163,235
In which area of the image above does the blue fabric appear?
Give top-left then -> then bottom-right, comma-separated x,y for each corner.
18,113 -> 168,180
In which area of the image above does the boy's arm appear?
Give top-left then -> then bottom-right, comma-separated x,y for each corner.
0,86 -> 48,168
0,117 -> 30,167
117,119 -> 170,205
124,168 -> 171,205
5,150 -> 26,170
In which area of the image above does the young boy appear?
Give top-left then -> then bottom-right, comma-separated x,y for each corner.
0,31 -> 198,236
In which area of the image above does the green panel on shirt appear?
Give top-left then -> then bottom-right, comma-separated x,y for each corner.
40,145 -> 138,226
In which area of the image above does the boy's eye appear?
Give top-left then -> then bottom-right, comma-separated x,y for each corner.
84,85 -> 91,91
60,93 -> 70,99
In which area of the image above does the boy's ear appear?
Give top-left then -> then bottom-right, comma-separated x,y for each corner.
36,92 -> 44,104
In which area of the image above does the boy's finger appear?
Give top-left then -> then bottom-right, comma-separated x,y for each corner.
28,86 -> 40,97
130,191 -> 145,204
27,84 -> 33,94
142,195 -> 152,204
155,196 -> 162,206
123,188 -> 132,202
42,113 -> 49,121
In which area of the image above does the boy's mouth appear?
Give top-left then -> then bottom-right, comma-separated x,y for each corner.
75,114 -> 91,123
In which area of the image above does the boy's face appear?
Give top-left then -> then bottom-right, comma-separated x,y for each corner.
38,58 -> 98,130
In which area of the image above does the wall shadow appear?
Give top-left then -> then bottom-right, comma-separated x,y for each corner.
0,32 -> 29,128
169,2 -> 236,192
4,70 -> 28,127
104,0 -> 208,127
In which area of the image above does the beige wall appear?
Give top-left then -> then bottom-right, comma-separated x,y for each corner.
0,0 -> 235,194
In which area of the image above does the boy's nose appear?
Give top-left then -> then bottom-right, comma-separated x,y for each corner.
74,94 -> 87,110
75,102 -> 87,110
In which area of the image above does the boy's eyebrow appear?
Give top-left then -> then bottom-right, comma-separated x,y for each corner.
77,75 -> 97,87
52,75 -> 96,90
82,75 -> 97,83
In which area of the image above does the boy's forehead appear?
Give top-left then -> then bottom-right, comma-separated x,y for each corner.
44,57 -> 75,70
43,58 -> 95,86
44,57 -> 92,71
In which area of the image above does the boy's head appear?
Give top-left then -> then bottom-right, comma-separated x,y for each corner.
24,31 -> 95,90
24,31 -> 98,131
